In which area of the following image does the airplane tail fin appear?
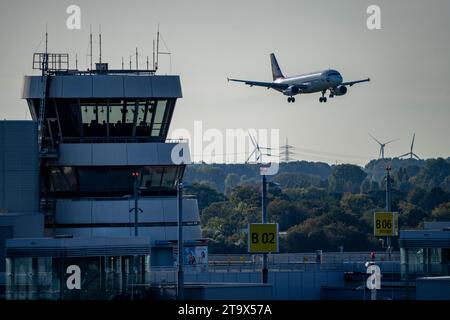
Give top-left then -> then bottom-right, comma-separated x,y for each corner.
270,53 -> 284,80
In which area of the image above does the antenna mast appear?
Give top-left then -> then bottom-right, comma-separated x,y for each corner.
152,40 -> 155,70
75,54 -> 78,69
136,47 -> 138,70
89,25 -> 93,71
156,24 -> 160,71
99,25 -> 102,63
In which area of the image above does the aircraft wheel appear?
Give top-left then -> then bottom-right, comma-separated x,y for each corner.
287,97 -> 291,103
292,97 -> 295,103
319,97 -> 323,103
323,97 -> 327,103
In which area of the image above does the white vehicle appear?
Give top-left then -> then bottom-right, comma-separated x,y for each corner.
228,53 -> 370,103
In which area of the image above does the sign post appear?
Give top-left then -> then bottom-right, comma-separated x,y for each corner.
374,212 -> 398,237
248,223 -> 279,253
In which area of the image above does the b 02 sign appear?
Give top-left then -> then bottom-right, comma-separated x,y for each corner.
248,223 -> 279,253
374,212 -> 398,236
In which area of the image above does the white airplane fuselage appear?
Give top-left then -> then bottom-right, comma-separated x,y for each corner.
274,69 -> 343,94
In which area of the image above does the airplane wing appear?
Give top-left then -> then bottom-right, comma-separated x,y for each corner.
227,78 -> 289,90
228,77 -> 311,91
341,78 -> 371,87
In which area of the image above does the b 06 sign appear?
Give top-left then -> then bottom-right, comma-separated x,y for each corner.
248,223 -> 279,253
374,212 -> 398,236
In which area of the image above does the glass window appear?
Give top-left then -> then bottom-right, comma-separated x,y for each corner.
151,100 -> 167,137
49,167 -> 77,192
161,166 -> 178,188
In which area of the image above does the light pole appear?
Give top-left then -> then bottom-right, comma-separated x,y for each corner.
261,176 -> 279,284
130,170 -> 143,237
177,180 -> 184,300
261,174 -> 268,284
385,165 -> 392,259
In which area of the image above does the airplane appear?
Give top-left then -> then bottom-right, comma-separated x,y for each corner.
227,53 -> 370,103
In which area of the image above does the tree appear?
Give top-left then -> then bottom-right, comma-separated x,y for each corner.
399,201 -> 429,228
340,193 -> 374,215
267,199 -> 307,231
328,164 -> 367,193
273,172 -> 321,189
184,182 -> 226,211
419,187 -> 450,211
224,173 -> 240,195
431,202 -> 450,221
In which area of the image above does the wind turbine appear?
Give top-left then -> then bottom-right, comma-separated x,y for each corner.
399,133 -> 420,160
369,133 -> 397,159
246,132 -> 272,163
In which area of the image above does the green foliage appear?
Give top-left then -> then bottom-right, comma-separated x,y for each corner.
328,164 -> 367,193
184,182 -> 226,211
188,158 -> 450,253
431,202 -> 450,221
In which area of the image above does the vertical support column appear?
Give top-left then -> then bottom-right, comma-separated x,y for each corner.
261,174 -> 268,284
386,166 -> 392,259
177,181 -> 184,300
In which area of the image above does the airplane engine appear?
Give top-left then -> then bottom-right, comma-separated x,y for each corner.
332,85 -> 347,96
283,85 -> 299,96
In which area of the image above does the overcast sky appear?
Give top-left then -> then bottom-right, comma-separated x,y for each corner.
0,0 -> 449,165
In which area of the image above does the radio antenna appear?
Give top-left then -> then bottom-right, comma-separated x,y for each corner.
152,39 -> 155,70
156,23 -> 160,71
89,24 -> 93,71
135,47 -> 138,70
99,24 -> 102,63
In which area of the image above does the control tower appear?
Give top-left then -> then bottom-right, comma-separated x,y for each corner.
3,48 -> 206,299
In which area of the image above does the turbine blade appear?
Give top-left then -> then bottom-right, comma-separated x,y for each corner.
411,133 -> 415,151
248,132 -> 258,148
385,138 -> 398,145
246,149 -> 256,163
369,133 -> 382,145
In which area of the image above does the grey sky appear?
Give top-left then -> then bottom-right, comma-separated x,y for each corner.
0,0 -> 449,165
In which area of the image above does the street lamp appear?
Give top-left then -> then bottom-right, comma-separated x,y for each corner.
261,175 -> 280,284
129,170 -> 143,237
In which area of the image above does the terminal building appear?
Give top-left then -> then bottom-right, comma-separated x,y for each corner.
0,52 -> 207,299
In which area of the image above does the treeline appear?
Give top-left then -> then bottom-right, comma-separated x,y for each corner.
183,158 -> 450,253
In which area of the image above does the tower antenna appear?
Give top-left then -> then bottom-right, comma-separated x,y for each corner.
136,47 -> 138,70
121,57 -> 124,70
75,53 -> 78,69
99,24 -> 102,63
45,23 -> 48,56
89,24 -> 93,71
146,56 -> 149,70
156,23 -> 160,71
152,39 -> 155,70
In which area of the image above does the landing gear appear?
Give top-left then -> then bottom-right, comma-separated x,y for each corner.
319,90 -> 327,103
329,94 -> 334,98
287,97 -> 295,103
